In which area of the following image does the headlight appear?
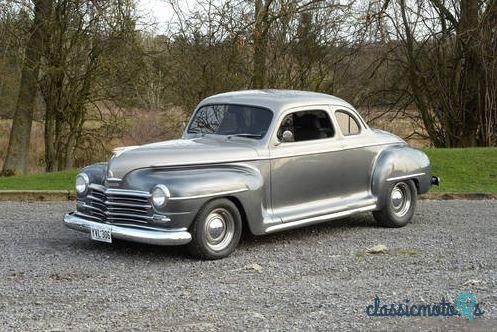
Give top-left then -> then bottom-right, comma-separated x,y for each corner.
75,173 -> 89,194
151,185 -> 170,208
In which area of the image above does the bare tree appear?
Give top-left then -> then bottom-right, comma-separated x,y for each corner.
2,0 -> 50,175
366,0 -> 497,147
39,0 -> 140,171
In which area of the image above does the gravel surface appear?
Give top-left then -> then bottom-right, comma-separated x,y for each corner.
0,200 -> 496,330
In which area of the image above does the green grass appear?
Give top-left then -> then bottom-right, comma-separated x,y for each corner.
0,169 -> 78,190
424,147 -> 497,193
355,251 -> 365,258
0,147 -> 496,192
394,248 -> 418,256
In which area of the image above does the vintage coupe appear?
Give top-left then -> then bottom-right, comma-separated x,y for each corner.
64,90 -> 439,259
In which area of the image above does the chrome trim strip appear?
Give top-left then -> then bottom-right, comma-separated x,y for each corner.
109,222 -> 178,231
105,201 -> 152,209
87,195 -> 105,203
88,184 -> 151,198
105,211 -> 153,220
107,208 -> 149,215
90,183 -> 246,203
106,197 -> 149,204
106,188 -> 151,198
64,213 -> 191,246
77,201 -> 105,214
106,177 -> 122,182
106,217 -> 148,224
89,183 -> 106,191
74,211 -> 102,221
264,204 -> 377,234
168,188 -> 248,201
144,142 -> 401,169
386,173 -> 425,182
269,142 -> 399,159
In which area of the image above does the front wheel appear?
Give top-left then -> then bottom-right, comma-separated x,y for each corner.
187,198 -> 242,260
373,180 -> 417,228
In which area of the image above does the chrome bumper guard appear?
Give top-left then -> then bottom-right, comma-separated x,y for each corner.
64,213 -> 191,246
430,176 -> 440,186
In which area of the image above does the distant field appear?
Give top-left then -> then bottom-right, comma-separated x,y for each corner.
0,148 -> 496,193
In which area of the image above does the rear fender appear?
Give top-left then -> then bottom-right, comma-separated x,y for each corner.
372,146 -> 431,209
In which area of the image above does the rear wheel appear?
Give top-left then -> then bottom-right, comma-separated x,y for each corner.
373,180 -> 417,227
187,199 -> 242,260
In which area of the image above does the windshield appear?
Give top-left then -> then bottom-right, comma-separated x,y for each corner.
187,104 -> 273,139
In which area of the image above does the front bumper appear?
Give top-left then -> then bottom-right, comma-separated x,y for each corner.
64,213 -> 192,246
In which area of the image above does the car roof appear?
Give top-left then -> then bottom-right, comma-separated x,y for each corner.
197,89 -> 355,114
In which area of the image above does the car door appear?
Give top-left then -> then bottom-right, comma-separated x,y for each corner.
269,106 -> 346,223
332,107 -> 378,199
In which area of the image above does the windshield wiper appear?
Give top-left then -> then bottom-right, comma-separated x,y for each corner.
230,133 -> 262,138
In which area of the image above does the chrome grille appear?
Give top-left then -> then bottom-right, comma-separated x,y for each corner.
78,184 -> 153,224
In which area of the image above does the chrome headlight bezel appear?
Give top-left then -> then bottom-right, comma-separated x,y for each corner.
151,184 -> 170,208
75,173 -> 90,195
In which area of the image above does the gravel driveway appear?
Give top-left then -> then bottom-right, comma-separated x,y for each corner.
0,200 -> 496,330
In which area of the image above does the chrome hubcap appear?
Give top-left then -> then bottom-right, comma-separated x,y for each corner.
390,182 -> 411,217
204,208 -> 234,251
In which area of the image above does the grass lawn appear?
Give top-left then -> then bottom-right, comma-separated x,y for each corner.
0,169 -> 78,190
424,147 -> 497,193
0,147 -> 496,192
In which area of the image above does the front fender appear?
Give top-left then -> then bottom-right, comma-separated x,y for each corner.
80,162 -> 108,185
372,146 -> 431,209
122,162 -> 267,232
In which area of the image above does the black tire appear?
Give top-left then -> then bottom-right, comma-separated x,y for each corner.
187,198 -> 242,260
373,180 -> 417,228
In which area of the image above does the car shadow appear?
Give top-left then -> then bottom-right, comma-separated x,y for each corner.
64,236 -> 189,260
59,212 -> 379,261
239,212 -> 379,248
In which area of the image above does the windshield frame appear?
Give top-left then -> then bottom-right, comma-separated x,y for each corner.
185,103 -> 275,140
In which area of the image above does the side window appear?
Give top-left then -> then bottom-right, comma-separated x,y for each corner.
277,110 -> 334,142
335,110 -> 360,136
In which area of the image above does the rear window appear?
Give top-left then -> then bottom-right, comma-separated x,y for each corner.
335,110 -> 360,136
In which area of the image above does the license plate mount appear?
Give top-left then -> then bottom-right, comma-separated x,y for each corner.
90,224 -> 112,243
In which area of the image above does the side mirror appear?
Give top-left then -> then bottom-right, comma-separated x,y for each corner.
281,130 -> 294,143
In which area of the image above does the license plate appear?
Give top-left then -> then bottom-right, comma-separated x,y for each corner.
90,224 -> 112,243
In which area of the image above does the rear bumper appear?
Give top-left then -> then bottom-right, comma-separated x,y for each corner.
431,176 -> 440,186
64,213 -> 192,246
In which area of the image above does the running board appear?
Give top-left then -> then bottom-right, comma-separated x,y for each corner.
264,204 -> 377,234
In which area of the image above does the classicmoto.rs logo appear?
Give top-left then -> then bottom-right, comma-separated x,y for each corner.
366,292 -> 484,320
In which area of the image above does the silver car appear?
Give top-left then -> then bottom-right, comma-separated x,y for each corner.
64,90 -> 439,259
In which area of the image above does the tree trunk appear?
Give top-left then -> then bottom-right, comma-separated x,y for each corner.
64,132 -> 77,170
2,0 -> 49,175
252,0 -> 272,89
454,0 -> 480,147
44,103 -> 57,172
43,64 -> 63,172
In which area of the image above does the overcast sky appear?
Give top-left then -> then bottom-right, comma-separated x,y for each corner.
137,0 -> 193,31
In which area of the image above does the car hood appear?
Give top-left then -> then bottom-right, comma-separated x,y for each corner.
107,137 -> 260,179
